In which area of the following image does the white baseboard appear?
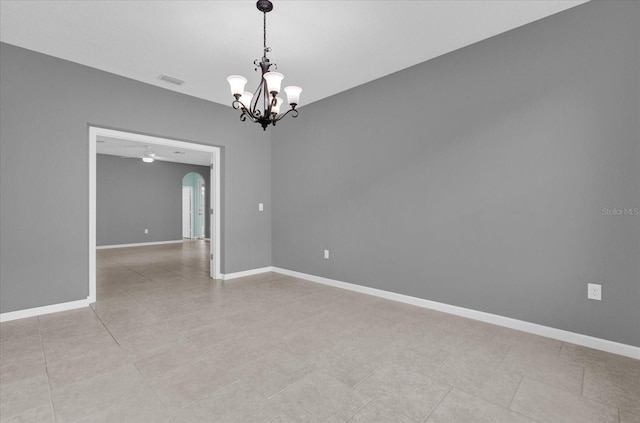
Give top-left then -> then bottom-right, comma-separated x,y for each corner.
3,265 -> 637,359
272,267 -> 640,360
0,298 -> 90,323
222,267 -> 274,280
96,240 -> 183,250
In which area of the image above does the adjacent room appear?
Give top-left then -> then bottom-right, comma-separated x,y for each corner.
1,1 -> 638,422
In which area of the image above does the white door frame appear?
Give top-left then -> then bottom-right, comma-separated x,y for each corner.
89,126 -> 222,303
197,177 -> 206,239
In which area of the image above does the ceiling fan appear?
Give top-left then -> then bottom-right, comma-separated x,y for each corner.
119,145 -> 171,163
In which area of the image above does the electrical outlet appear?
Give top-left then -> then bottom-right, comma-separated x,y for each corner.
144,228 -> 149,234
588,283 -> 602,301
324,249 -> 330,259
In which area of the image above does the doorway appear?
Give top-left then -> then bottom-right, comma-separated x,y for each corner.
89,127 -> 222,303
182,172 -> 206,239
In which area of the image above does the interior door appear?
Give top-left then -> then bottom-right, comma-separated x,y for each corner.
182,186 -> 193,238
197,178 -> 205,239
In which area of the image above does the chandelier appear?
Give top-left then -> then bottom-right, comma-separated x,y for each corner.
227,0 -> 302,131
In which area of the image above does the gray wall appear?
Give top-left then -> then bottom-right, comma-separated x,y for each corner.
96,154 -> 210,246
272,1 -> 640,346
0,43 -> 272,313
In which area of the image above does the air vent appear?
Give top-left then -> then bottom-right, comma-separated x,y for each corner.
158,74 -> 185,86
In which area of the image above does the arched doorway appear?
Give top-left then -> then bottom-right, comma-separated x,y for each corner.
182,172 -> 206,239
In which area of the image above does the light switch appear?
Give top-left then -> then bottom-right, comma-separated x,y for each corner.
258,203 -> 264,212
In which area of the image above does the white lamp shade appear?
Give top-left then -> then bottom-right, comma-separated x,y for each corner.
271,97 -> 284,115
263,72 -> 284,94
284,86 -> 302,105
239,91 -> 253,108
227,75 -> 247,96
142,156 -> 154,163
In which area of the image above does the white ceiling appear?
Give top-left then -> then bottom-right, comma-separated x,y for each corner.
1,0 -> 588,109
97,136 -> 213,166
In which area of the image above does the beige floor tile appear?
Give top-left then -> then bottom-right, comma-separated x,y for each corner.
173,381 -> 281,423
620,410 -> 640,423
91,297 -> 154,324
307,331 -> 397,387
41,329 -> 118,363
0,374 -> 50,421
582,363 -> 640,415
432,351 -> 521,408
279,326 -> 338,359
355,365 -> 450,422
38,308 -> 104,336
0,318 -> 40,342
492,327 -> 562,355
426,388 -> 535,423
559,342 -> 637,370
0,333 -> 42,363
346,399 -> 415,423
51,364 -> 146,423
111,326 -> 184,357
511,377 -> 619,423
95,282 -> 130,300
500,345 -> 584,394
46,342 -> 129,389
76,386 -> 171,423
148,356 -> 238,410
134,339 -> 205,379
229,348 -> 316,398
0,352 -> 46,385
375,340 -> 450,377
3,402 -> 54,423
183,320 -> 244,349
437,318 -> 502,353
267,415 -> 298,423
270,370 -> 371,423
201,335 -> 274,372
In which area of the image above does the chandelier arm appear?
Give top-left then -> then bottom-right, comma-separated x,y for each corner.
273,107 -> 299,122
240,110 -> 260,124
263,79 -> 272,117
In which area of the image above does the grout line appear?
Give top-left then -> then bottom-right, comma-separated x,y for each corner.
507,373 -> 524,409
580,364 -> 585,396
421,385 -> 452,423
89,304 -> 125,351
430,349 -> 450,375
345,398 -> 373,422
37,316 -> 58,423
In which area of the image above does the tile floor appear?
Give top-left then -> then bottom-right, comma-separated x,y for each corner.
1,241 -> 638,422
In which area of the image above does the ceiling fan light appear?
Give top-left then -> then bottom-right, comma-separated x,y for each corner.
284,85 -> 302,106
142,156 -> 154,163
263,72 -> 284,95
227,75 -> 247,97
